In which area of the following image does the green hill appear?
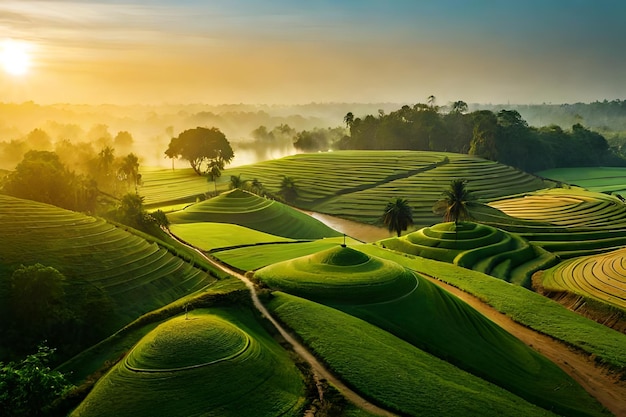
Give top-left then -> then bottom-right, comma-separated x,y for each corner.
380,222 -> 557,286
0,195 -> 216,330
70,307 -> 306,417
255,246 -> 608,417
167,188 -> 342,239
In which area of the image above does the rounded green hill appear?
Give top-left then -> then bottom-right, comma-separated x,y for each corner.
255,245 -> 417,304
381,221 -> 556,286
71,308 -> 306,417
167,189 -> 341,239
125,314 -> 249,371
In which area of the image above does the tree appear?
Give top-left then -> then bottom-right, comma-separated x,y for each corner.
206,159 -> 223,194
381,198 -> 413,237
117,153 -> 140,192
0,345 -> 73,417
229,174 -> 243,190
246,178 -> 264,196
427,95 -> 436,109
451,101 -> 468,114
433,179 -> 475,225
7,264 -> 70,350
113,131 -> 134,153
117,193 -> 148,228
164,127 -> 234,176
278,175 -> 298,203
343,112 -> 354,129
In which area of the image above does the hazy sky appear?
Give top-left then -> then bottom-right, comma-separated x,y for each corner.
1,0 -> 625,105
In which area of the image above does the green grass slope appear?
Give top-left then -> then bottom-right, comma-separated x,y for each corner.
0,195 -> 216,326
256,246 -> 608,417
537,166 -> 626,195
170,222 -> 295,252
71,307 -> 306,417
358,245 -> 626,371
167,189 -> 341,239
542,246 -> 626,310
380,221 -> 557,286
267,292 -> 557,417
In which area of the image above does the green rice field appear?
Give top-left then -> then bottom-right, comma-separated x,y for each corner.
537,167 -> 626,195
0,195 -> 216,326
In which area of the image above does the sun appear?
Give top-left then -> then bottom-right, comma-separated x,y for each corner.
2,39 -> 31,76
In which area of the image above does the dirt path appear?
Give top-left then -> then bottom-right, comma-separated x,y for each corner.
422,275 -> 626,417
175,235 -> 397,416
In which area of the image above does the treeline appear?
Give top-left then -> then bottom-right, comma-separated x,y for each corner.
334,104 -> 625,172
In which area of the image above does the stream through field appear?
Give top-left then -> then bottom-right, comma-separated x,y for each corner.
302,211 -> 393,243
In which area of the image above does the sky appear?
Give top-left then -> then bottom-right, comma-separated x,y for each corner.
1,0 -> 625,105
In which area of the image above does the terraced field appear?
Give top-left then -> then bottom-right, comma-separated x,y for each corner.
71,307 -> 306,417
379,222 -> 557,286
542,247 -> 626,310
167,188 -> 341,239
256,246 -> 608,417
0,195 -> 216,325
538,166 -> 626,195
141,152 -> 555,228
486,189 -> 626,259
140,167 -> 218,206
312,153 -> 552,225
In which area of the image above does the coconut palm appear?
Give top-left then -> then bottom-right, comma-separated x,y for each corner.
278,175 -> 298,202
206,159 -> 223,195
433,179 -> 475,225
381,198 -> 414,237
229,174 -> 243,190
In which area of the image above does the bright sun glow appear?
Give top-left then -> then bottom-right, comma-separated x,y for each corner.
2,39 -> 31,76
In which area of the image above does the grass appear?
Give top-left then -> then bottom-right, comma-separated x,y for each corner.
267,292 -> 560,417
379,221 -> 558,286
167,189 -> 342,239
537,167 -> 626,195
170,222 -> 295,251
358,245 -> 626,371
70,306 -> 307,417
542,247 -> 626,310
255,246 -> 417,304
257,246 -> 607,417
0,195 -> 217,328
212,238 -> 357,271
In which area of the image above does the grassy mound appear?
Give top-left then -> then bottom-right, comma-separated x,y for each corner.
542,247 -> 626,310
255,245 -> 417,304
125,314 -> 249,371
267,293 -> 559,417
71,307 -> 306,417
167,189 -> 341,239
0,195 -> 215,327
380,222 -> 556,286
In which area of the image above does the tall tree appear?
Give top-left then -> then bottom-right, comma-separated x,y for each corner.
451,100 -> 468,114
433,179 -> 475,225
206,159 -> 223,194
229,174 -> 243,190
343,112 -> 354,129
164,127 -> 234,176
381,198 -> 414,237
117,153 -> 140,191
278,175 -> 298,203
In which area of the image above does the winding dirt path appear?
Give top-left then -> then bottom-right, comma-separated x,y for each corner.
422,275 -> 626,417
175,235 -> 397,416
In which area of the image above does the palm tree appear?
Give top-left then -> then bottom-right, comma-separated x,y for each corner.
433,179 -> 475,225
246,178 -> 264,196
229,174 -> 243,190
427,95 -> 436,108
118,153 -> 140,192
278,175 -> 298,202
206,159 -> 223,195
343,112 -> 354,129
381,198 -> 414,237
